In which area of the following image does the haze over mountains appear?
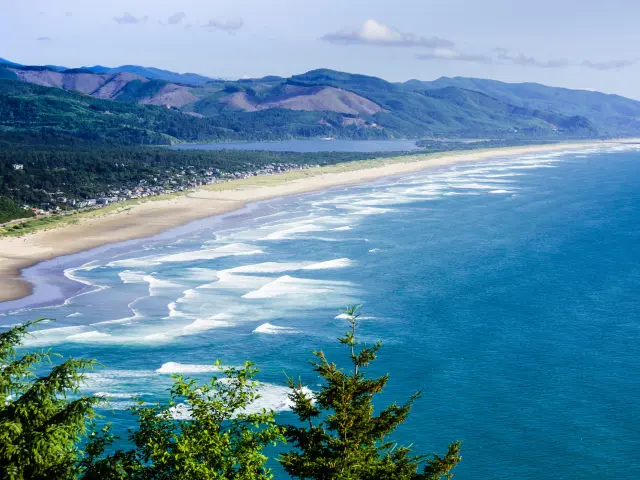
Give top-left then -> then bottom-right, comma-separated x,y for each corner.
2,55 -> 640,145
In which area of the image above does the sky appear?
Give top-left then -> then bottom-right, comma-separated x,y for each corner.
1,0 -> 639,98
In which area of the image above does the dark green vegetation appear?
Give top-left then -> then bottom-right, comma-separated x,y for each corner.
0,58 -> 22,68
0,79 -> 386,146
83,64 -> 214,85
0,319 -> 100,480
82,362 -> 284,480
408,76 -> 640,136
0,197 -> 34,223
0,311 -> 460,479
0,67 -> 18,81
0,80 -> 231,146
282,306 -> 461,479
0,147 -> 393,205
4,58 -> 640,142
0,58 -> 213,84
287,69 -> 605,137
0,140 -> 542,209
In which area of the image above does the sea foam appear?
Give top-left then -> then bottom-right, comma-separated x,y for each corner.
93,392 -> 142,399
158,243 -> 263,263
156,362 -> 224,374
118,270 -> 147,283
242,275 -> 354,299
169,384 -> 314,419
302,258 -> 354,270
253,323 -> 301,334
182,314 -> 234,333
263,224 -> 327,240
66,331 -> 113,342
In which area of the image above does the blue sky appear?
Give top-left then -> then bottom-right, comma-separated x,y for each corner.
2,0 -> 639,98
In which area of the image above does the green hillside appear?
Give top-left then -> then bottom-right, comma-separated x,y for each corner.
410,76 -> 640,135
85,64 -> 214,85
0,79 -> 230,146
0,79 -> 391,146
285,69 -> 607,137
0,66 -> 18,81
3,64 -> 640,145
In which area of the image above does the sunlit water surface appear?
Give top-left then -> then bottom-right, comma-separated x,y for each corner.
3,144 -> 640,479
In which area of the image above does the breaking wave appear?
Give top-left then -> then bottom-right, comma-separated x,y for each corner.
156,362 -> 224,374
242,275 -> 354,299
253,323 -> 301,334
169,384 -> 314,419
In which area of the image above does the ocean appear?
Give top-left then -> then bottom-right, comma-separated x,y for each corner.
2,144 -> 640,479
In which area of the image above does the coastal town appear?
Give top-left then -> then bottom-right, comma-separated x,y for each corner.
11,161 -> 320,217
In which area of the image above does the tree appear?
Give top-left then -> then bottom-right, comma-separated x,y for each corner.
81,361 -> 285,480
0,319 -> 99,480
280,306 -> 461,480
0,197 -> 34,224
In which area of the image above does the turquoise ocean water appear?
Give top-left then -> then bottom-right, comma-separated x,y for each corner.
2,144 -> 640,478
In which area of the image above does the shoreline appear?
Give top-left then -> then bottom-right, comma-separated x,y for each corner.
0,139 -> 635,304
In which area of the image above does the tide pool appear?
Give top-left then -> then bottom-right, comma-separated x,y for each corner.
3,144 -> 640,479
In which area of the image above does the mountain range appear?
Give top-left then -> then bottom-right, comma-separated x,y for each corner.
2,56 -> 640,145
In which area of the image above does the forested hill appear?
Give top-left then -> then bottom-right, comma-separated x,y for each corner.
3,59 -> 640,144
406,76 -> 640,136
0,80 -> 372,146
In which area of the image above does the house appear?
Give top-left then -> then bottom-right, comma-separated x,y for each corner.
12,164 -> 24,170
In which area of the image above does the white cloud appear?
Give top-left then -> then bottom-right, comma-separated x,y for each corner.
203,17 -> 244,32
322,19 -> 453,48
417,45 -> 638,71
581,59 -> 640,71
417,48 -> 493,64
36,36 -> 53,42
168,12 -> 186,25
494,48 -> 569,68
114,12 -> 149,25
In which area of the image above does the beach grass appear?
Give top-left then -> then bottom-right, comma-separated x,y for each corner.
1,203 -> 135,237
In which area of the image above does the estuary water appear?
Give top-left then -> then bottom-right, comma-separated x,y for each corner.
170,139 -> 423,152
2,144 -> 640,479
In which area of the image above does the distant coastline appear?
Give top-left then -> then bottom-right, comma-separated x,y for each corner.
0,139 -> 635,305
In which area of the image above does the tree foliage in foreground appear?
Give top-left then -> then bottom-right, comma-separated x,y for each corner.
0,310 -> 462,479
0,319 -> 99,480
281,306 -> 461,479
80,361 -> 285,480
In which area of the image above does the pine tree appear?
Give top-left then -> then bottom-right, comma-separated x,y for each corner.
81,361 -> 285,480
0,319 -> 99,480
280,306 -> 461,480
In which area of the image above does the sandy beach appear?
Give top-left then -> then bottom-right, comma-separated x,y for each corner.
0,140 -> 635,304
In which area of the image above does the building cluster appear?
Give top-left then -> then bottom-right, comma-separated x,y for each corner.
27,162 -> 320,215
